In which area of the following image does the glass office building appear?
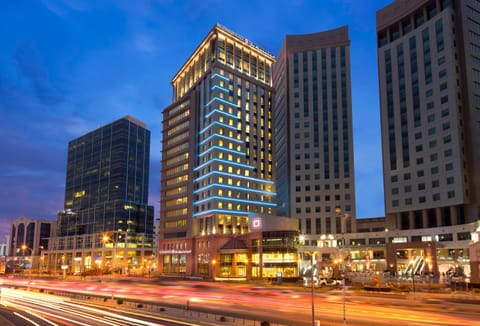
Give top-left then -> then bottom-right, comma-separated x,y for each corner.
46,116 -> 154,275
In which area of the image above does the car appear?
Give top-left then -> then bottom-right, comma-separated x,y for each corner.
319,278 -> 342,286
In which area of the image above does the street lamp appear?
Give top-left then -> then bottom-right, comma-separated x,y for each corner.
304,250 -> 318,326
336,207 -> 349,326
211,259 -> 216,280
21,244 -> 33,290
410,258 -> 416,295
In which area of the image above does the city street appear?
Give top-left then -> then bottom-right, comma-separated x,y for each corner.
1,276 -> 479,325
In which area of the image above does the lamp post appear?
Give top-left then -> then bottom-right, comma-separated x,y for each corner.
21,244 -> 33,290
410,258 -> 416,295
336,208 -> 349,326
304,250 -> 318,326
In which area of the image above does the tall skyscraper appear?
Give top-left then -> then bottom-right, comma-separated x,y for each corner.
159,24 -> 276,274
47,116 -> 154,275
377,0 -> 480,229
272,26 -> 357,244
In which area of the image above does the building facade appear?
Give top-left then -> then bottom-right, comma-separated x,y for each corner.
377,0 -> 480,229
45,116 -> 155,276
8,216 -> 53,273
272,26 -> 357,244
373,0 -> 480,280
159,24 -> 282,278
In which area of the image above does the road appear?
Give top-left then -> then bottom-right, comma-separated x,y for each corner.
1,276 -> 479,325
0,286 -> 201,326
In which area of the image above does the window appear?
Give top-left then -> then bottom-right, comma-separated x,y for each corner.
457,232 -> 471,241
438,233 -> 452,241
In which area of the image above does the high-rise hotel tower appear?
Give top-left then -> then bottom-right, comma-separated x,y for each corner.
377,0 -> 480,229
159,24 -> 276,274
272,26 -> 356,244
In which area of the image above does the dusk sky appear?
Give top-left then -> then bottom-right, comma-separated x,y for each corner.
0,0 -> 392,240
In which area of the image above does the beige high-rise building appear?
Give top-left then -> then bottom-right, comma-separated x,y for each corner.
272,26 -> 357,245
159,24 -> 276,275
377,0 -> 480,229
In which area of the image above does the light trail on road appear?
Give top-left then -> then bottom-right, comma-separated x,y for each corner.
0,288 -> 201,326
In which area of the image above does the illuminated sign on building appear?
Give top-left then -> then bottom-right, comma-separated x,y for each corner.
252,218 -> 262,230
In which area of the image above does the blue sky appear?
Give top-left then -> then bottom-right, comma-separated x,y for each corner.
0,0 -> 393,239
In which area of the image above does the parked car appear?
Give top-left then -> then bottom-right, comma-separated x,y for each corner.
319,278 -> 342,286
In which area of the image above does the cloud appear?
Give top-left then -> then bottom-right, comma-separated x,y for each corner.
13,43 -> 63,106
132,34 -> 157,54
41,0 -> 89,16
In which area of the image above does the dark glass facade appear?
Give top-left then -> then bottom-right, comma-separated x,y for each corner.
59,116 -> 154,237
